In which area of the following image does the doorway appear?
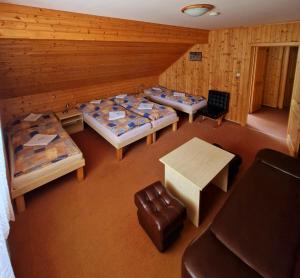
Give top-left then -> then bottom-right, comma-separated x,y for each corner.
247,46 -> 298,140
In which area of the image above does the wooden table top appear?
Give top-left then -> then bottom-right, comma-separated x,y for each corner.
159,137 -> 234,190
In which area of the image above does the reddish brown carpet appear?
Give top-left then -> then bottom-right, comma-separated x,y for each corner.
247,106 -> 289,141
8,116 -> 288,278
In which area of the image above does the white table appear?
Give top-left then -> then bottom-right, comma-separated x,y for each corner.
159,137 -> 234,227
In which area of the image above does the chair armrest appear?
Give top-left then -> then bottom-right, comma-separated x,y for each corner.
255,149 -> 300,179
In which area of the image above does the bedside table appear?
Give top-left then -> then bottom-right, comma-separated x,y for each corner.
55,109 -> 84,134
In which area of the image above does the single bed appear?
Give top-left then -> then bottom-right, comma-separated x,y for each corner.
144,86 -> 207,123
113,94 -> 179,142
77,101 -> 153,160
7,113 -> 85,213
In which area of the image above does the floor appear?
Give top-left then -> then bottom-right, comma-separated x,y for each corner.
247,106 -> 290,141
8,115 -> 288,278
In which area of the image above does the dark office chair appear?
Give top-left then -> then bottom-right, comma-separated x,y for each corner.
199,90 -> 230,126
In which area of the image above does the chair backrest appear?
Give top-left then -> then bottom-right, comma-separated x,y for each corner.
208,90 -> 230,111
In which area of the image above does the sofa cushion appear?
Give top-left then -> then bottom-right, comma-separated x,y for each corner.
211,161 -> 300,278
182,230 -> 261,278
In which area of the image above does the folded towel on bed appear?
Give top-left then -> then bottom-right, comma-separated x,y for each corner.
11,123 -> 80,177
145,87 -> 206,106
77,102 -> 150,137
113,95 -> 176,121
7,112 -> 58,134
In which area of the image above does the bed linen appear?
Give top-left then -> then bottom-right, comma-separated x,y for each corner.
7,112 -> 58,134
147,87 -> 205,105
11,123 -> 80,177
112,95 -> 176,121
77,102 -> 150,137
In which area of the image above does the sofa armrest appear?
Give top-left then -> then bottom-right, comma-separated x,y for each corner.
255,149 -> 300,179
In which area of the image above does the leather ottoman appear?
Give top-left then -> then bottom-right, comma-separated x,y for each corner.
134,181 -> 186,252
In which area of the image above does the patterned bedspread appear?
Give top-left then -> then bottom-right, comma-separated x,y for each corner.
76,99 -> 115,114
113,95 -> 176,121
7,112 -> 58,134
77,102 -> 150,137
12,123 -> 80,177
146,87 -> 205,106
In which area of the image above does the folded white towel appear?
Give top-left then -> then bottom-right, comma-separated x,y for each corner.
109,111 -> 126,121
24,134 -> 57,147
23,113 -> 42,122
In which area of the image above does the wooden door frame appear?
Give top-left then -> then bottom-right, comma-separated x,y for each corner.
248,46 -> 268,114
244,42 -> 300,126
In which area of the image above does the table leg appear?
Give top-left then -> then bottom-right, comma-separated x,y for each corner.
164,166 -> 201,227
212,165 -> 229,192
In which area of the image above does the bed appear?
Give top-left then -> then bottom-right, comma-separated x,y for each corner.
77,101 -> 153,160
144,86 -> 207,123
7,112 -> 85,213
113,94 -> 179,142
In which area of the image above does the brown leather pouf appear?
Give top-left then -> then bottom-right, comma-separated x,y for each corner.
134,181 -> 186,252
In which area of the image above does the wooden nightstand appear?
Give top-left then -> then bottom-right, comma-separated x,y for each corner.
55,109 -> 84,134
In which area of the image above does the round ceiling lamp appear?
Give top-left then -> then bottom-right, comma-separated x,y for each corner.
181,4 -> 214,17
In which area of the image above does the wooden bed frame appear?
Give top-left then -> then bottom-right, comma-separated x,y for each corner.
8,136 -> 85,213
144,89 -> 207,123
84,113 -> 178,161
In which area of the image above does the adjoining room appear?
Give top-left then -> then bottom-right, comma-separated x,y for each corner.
0,1 -> 300,278
247,46 -> 298,141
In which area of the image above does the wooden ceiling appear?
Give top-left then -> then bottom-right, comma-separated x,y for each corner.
0,4 -> 208,99
0,3 -> 208,44
0,39 -> 191,98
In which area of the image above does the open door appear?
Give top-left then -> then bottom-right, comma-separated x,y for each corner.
287,47 -> 300,157
249,47 -> 268,113
283,47 -> 298,108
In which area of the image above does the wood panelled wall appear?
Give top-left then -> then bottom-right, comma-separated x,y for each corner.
263,47 -> 285,108
287,49 -> 300,156
284,47 -> 298,107
0,3 -> 208,44
0,76 -> 157,124
0,39 -> 190,98
160,22 -> 300,124
159,44 -> 209,98
0,3 -> 209,123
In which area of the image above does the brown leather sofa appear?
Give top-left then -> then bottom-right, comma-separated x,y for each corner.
182,149 -> 300,278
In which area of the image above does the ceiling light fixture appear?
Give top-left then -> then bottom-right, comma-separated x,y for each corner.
181,4 -> 214,17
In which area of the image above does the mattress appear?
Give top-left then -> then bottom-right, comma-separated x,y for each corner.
11,147 -> 83,194
83,112 -> 152,149
151,113 -> 178,129
77,102 -> 150,137
113,94 -> 177,121
11,122 -> 81,177
8,121 -> 85,198
7,112 -> 58,134
144,88 -> 207,114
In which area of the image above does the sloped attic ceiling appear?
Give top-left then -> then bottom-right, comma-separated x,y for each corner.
0,39 -> 191,99
0,4 -> 208,99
